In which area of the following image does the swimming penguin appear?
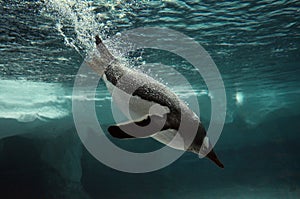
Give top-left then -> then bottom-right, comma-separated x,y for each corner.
86,35 -> 224,168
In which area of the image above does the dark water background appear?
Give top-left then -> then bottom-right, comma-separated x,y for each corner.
0,0 -> 300,198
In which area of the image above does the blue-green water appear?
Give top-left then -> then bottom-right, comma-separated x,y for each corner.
0,0 -> 300,198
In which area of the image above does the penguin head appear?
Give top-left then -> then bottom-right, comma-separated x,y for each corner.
197,136 -> 224,168
198,136 -> 211,157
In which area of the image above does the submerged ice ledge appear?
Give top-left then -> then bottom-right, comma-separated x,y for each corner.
0,79 -> 70,122
0,79 -> 298,140
0,80 -> 70,140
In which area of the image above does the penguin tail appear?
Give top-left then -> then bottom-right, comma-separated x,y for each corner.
94,35 -> 115,61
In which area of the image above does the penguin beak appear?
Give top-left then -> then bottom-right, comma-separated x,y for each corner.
206,150 -> 224,168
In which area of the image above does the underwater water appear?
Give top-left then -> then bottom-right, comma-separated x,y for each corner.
0,0 -> 300,198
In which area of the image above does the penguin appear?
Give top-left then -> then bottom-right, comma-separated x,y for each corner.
85,35 -> 224,168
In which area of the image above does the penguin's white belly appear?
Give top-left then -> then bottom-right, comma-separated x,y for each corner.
103,75 -> 184,150
152,129 -> 185,151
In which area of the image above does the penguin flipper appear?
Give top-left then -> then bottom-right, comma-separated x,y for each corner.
108,114 -> 169,139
